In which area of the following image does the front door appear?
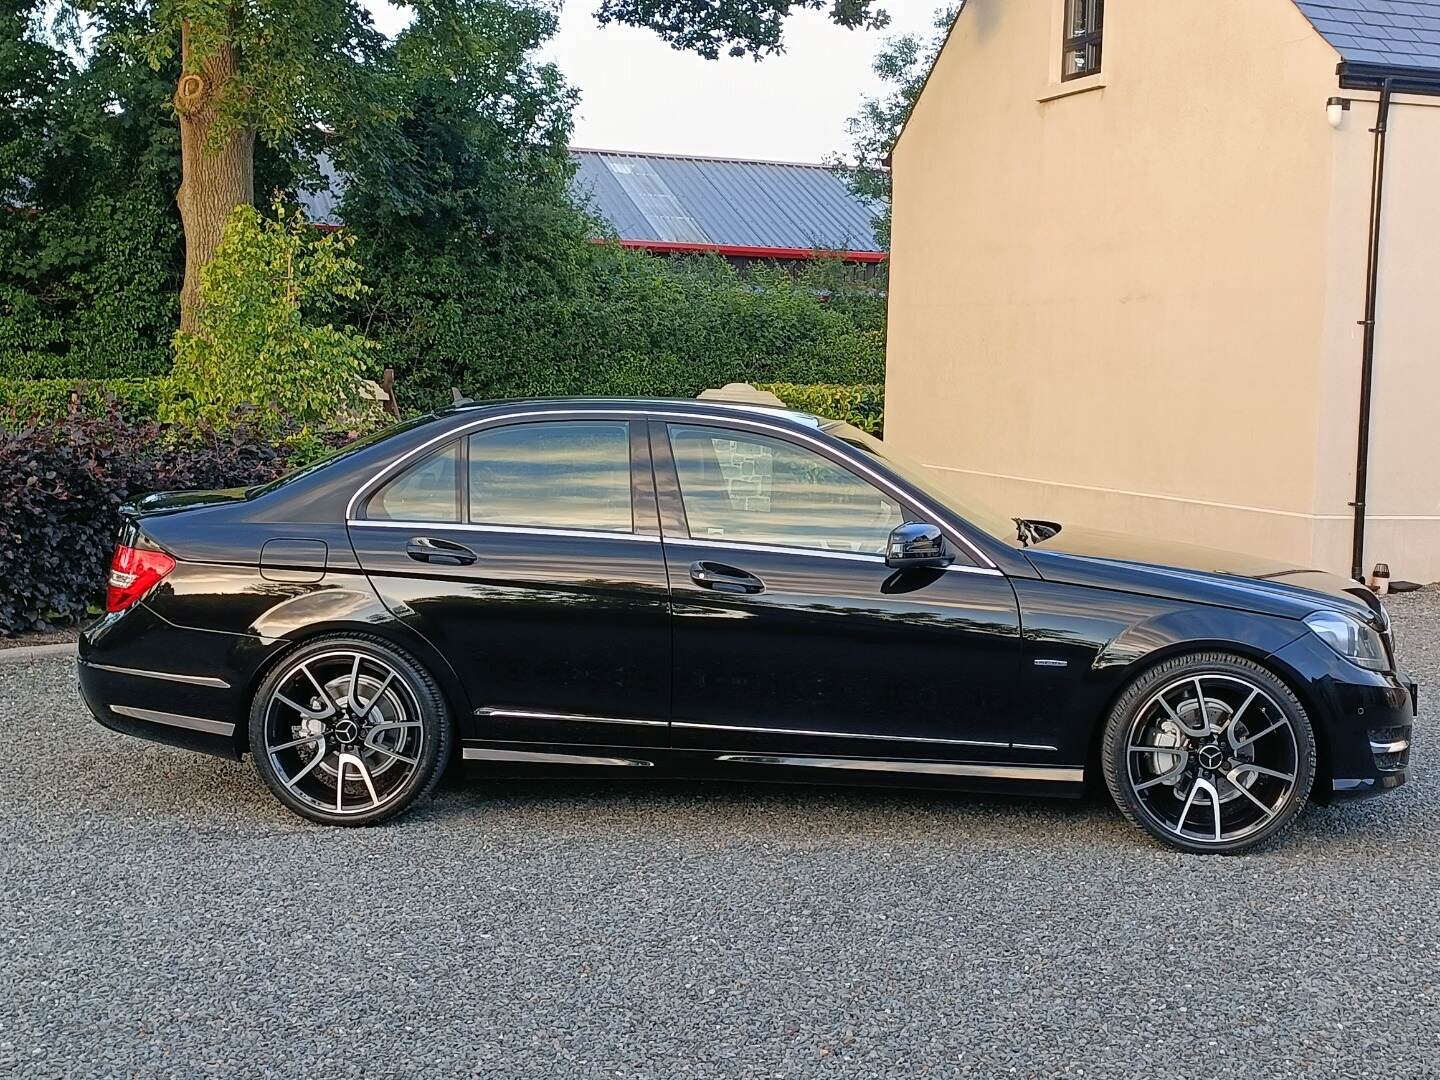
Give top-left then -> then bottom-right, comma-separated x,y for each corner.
349,416 -> 670,747
652,420 -> 1024,761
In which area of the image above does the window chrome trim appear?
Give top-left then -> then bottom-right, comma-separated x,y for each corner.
82,661 -> 230,689
343,407 -> 1000,570
111,704 -> 236,738
675,537 -> 1003,576
672,720 -> 1013,749
348,520 -> 661,543
462,747 -> 654,768
715,754 -> 1083,783
476,707 -> 667,727
680,537 -> 888,565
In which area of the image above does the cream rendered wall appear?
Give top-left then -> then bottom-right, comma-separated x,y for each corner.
1311,96 -> 1440,580
886,0 -> 1353,568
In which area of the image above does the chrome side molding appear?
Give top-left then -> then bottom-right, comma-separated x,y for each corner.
715,754 -> 1084,783
462,747 -> 655,768
111,704 -> 236,737
477,712 -> 1060,754
673,719 -> 1056,752
83,661 -> 231,689
475,707 -> 667,728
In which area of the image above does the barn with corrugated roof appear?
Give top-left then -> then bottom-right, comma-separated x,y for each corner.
300,148 -> 886,268
569,149 -> 885,267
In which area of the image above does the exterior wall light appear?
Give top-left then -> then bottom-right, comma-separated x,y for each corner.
1327,96 -> 1351,129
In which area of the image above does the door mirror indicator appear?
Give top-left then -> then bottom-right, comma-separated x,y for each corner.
886,523 -> 952,570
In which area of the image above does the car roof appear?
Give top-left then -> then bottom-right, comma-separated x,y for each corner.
440,396 -> 828,430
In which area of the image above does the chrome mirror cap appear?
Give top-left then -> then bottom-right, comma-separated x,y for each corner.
886,522 -> 953,570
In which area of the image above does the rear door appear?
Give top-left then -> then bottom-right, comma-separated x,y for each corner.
652,418 -> 1024,760
348,414 -> 670,747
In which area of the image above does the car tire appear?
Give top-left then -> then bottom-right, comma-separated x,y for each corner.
249,634 -> 452,826
1101,652 -> 1316,854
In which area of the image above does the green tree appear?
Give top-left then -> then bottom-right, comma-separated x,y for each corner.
169,202 -> 377,429
49,0 -> 564,334
831,5 -> 957,246
339,1 -> 577,248
50,0 -> 388,331
594,0 -> 888,58
0,2 -> 183,377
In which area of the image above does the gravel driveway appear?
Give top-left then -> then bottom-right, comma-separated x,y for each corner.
2,594 -> 1437,1079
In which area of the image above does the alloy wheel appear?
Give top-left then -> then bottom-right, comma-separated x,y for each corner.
262,649 -> 426,817
1124,673 -> 1301,846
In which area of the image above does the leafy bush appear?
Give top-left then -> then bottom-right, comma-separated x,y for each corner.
0,377 -> 174,427
759,382 -> 885,435
0,401 -> 322,634
168,203 -> 380,431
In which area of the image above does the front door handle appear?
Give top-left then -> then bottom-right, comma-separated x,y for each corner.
690,561 -> 764,595
406,536 -> 477,566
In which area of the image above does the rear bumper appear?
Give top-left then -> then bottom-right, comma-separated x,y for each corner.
78,659 -> 242,759
77,604 -> 273,760
1269,634 -> 1416,803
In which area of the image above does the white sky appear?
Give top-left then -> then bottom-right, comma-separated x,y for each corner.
365,2 -> 940,163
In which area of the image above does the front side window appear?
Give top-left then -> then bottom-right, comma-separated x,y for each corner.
468,421 -> 633,533
668,424 -> 904,555
366,442 -> 462,522
1062,0 -> 1103,80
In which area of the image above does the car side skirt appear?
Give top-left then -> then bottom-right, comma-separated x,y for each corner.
460,741 -> 1086,797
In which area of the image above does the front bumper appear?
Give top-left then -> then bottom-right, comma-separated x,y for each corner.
1270,634 -> 1416,802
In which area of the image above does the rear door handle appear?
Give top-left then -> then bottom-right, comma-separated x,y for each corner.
406,536 -> 477,566
689,561 -> 764,595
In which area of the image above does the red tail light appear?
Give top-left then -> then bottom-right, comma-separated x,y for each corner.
106,544 -> 176,613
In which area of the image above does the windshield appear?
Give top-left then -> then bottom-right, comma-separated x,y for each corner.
829,422 -> 1021,545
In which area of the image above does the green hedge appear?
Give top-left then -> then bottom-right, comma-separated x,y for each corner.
0,377 -> 888,441
0,378 -> 173,426
363,246 -> 888,411
759,383 -> 885,435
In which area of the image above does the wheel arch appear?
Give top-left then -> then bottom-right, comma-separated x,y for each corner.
1083,634 -> 1328,795
233,617 -> 472,757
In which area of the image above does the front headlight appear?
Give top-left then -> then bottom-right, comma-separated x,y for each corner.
1304,610 -> 1389,671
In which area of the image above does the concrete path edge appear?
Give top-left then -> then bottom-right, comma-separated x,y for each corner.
0,642 -> 77,664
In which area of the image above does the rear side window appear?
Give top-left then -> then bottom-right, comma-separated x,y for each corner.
366,443 -> 462,522
468,421 -> 633,533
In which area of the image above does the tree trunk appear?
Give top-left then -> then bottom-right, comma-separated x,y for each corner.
175,22 -> 255,333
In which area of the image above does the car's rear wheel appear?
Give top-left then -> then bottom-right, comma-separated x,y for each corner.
249,635 -> 451,826
1102,652 -> 1316,854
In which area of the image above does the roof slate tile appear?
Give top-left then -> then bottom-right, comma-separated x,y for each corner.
1295,0 -> 1440,70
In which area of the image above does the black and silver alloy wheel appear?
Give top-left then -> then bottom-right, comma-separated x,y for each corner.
249,636 -> 450,826
1103,653 -> 1316,853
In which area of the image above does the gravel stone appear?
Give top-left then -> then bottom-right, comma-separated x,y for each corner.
2,593 -> 1438,1078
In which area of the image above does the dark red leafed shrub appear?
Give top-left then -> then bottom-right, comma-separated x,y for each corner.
0,401 -> 309,634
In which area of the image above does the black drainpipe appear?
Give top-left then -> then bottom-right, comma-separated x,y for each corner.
1350,76 -> 1393,583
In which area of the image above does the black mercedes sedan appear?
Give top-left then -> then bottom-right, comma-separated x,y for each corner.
78,398 -> 1416,852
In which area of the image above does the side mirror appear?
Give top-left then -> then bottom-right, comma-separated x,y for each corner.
886,522 -> 953,570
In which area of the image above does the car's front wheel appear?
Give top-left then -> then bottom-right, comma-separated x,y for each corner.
249,635 -> 451,826
1102,652 -> 1316,854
